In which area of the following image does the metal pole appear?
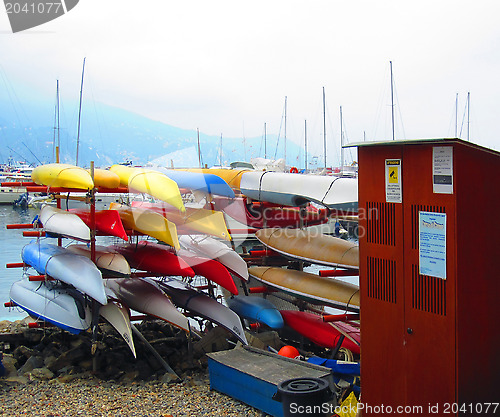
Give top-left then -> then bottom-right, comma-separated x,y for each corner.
323,87 -> 327,168
390,61 -> 395,141
467,91 -> 470,141
340,106 -> 344,174
76,57 -> 86,166
264,123 -> 267,159
304,119 -> 308,172
284,96 -> 287,166
455,93 -> 458,138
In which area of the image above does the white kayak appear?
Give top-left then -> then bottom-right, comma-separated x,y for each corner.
157,278 -> 247,345
9,278 -> 92,334
239,171 -> 358,210
100,296 -> 136,358
67,244 -> 131,277
104,277 -> 189,332
21,241 -> 107,305
39,204 -> 90,241
179,235 -> 249,281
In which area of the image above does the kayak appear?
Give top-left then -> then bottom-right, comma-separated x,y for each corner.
280,310 -> 360,354
110,241 -> 194,277
211,196 -> 329,229
110,164 -> 185,212
105,277 -> 189,332
248,266 -> 360,312
132,201 -> 231,241
110,202 -> 179,249
179,235 -> 248,280
90,168 -> 121,189
181,168 -> 250,190
69,208 -> 129,241
67,244 -> 131,277
32,163 -> 94,190
157,278 -> 247,344
239,171 -> 358,211
177,248 -> 238,294
39,204 -> 90,241
100,297 -> 136,358
149,167 -> 235,198
255,228 -> 359,269
21,241 -> 107,305
9,278 -> 92,334
226,295 -> 284,329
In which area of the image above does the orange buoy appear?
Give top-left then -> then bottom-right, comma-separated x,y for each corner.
278,345 -> 300,359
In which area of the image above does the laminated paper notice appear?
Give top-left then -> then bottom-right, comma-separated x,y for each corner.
385,159 -> 402,203
419,211 -> 447,279
433,146 -> 453,194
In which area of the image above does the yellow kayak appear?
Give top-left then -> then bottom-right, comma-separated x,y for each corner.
132,202 -> 231,241
32,163 -> 94,190
249,266 -> 360,311
110,165 -> 185,212
110,203 -> 179,250
256,228 -> 359,269
181,168 -> 250,190
90,168 -> 121,189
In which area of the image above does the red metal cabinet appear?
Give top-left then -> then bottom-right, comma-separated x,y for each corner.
353,139 -> 500,415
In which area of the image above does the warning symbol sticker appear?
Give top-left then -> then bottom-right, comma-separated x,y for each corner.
385,159 -> 402,203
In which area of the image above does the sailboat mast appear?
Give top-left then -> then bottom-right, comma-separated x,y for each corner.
219,133 -> 223,166
390,61 -> 395,141
264,122 -> 267,159
76,57 -> 86,166
455,93 -> 458,138
284,96 -> 287,166
323,87 -> 327,168
340,105 -> 344,174
197,128 -> 202,168
467,91 -> 470,141
304,119 -> 308,173
56,80 -> 60,163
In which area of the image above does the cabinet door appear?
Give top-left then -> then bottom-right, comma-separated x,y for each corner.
402,146 -> 456,410
359,147 -> 406,411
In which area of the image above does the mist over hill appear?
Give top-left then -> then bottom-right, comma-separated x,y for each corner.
0,94 -> 307,169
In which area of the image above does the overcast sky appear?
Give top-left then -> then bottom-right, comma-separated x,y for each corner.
1,0 -> 499,165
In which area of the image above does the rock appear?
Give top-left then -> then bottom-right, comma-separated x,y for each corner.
30,367 -> 55,380
17,355 -> 44,376
1,353 -> 18,377
160,372 -> 179,384
48,345 -> 89,373
119,370 -> 139,383
4,375 -> 28,384
193,326 -> 231,356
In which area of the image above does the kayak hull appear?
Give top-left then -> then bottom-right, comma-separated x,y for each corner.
32,163 -> 94,190
227,295 -> 284,329
67,244 -> 131,277
10,278 -> 91,334
39,205 -> 90,241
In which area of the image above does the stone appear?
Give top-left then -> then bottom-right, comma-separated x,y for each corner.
30,367 -> 55,380
17,355 -> 44,376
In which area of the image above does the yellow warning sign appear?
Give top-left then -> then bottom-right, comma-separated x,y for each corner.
385,159 -> 402,203
389,167 -> 398,183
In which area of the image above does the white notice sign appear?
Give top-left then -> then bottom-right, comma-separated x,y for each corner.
385,159 -> 402,203
419,211 -> 447,279
433,146 -> 453,194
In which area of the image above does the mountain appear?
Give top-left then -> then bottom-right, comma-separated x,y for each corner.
0,94 -> 305,169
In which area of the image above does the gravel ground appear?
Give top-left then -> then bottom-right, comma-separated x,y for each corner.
0,373 -> 264,417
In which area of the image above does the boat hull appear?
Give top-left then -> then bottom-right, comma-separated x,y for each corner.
280,310 -> 360,354
32,163 -> 94,190
256,228 -> 359,269
105,277 -> 189,331
158,278 -> 247,344
67,244 -> 131,277
248,266 -> 359,312
9,278 -> 92,334
39,205 -> 91,241
100,299 -> 136,357
227,295 -> 284,329
70,208 -> 129,241
21,241 -> 107,305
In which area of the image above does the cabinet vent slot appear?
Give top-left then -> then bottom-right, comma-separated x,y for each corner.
411,205 -> 446,250
367,256 -> 396,303
366,202 -> 396,246
411,264 -> 446,315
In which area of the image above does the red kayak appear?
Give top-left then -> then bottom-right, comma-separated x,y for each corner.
70,209 -> 128,241
280,310 -> 360,354
210,196 -> 329,229
177,248 -> 238,295
110,241 -> 194,277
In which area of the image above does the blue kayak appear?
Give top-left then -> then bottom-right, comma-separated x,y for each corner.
21,241 -> 107,305
150,167 -> 235,198
227,295 -> 283,329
